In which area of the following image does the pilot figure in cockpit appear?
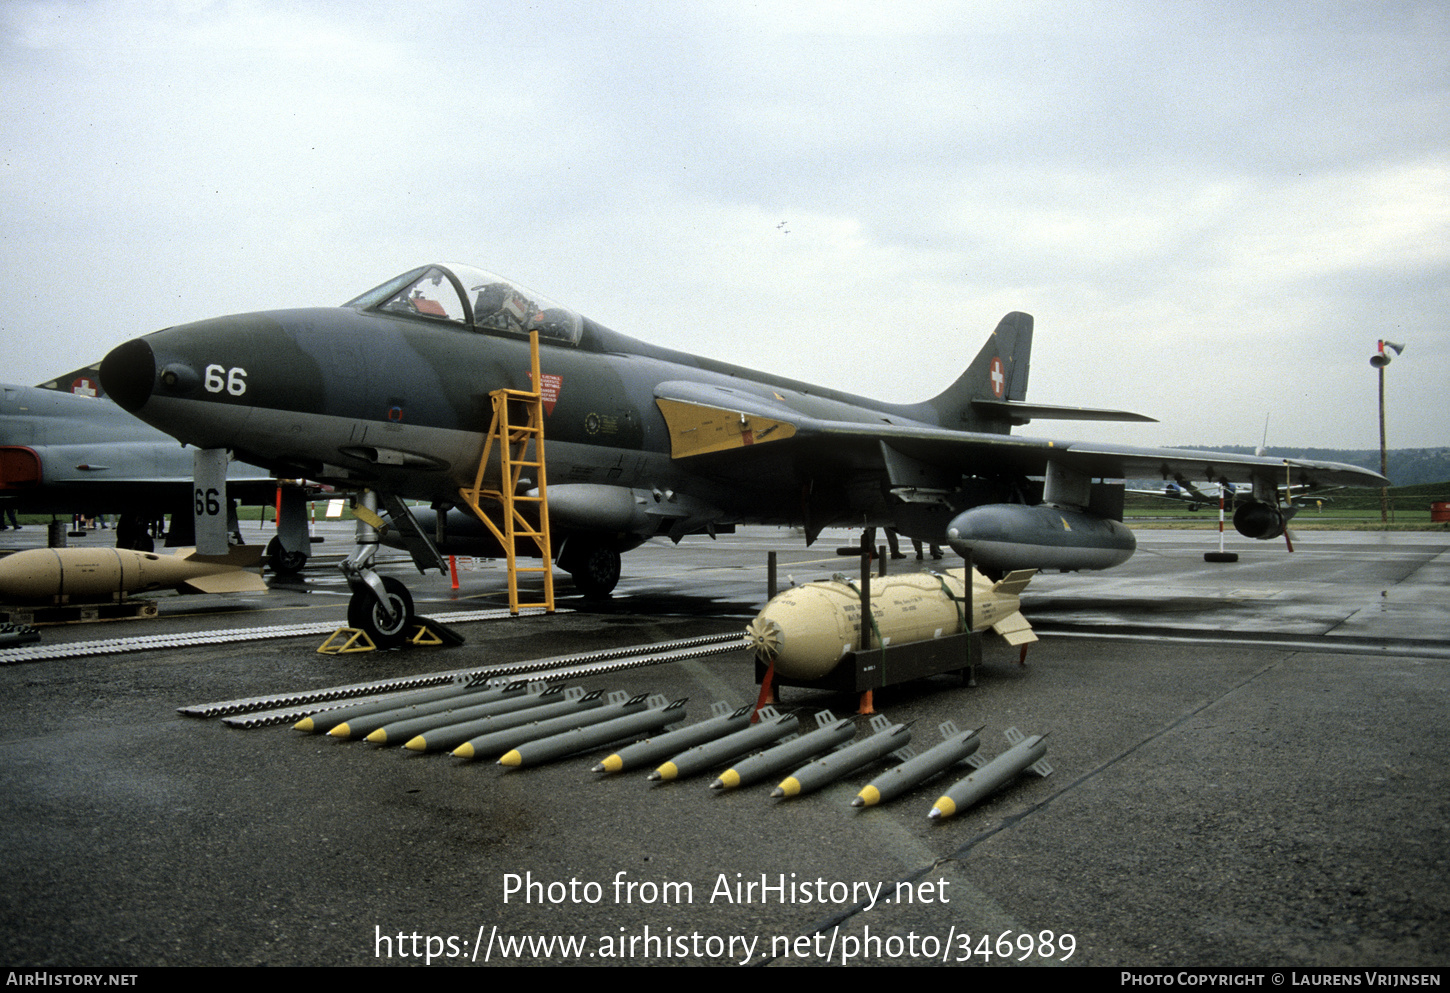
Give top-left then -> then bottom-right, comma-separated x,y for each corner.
473,282 -> 510,326
473,282 -> 576,342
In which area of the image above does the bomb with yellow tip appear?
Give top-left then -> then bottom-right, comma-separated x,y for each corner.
594,703 -> 752,774
853,722 -> 982,808
928,727 -> 1051,821
772,715 -> 909,799
500,697 -> 682,768
711,711 -> 855,791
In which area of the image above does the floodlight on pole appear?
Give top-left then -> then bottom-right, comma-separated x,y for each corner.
1370,340 -> 1405,522
1370,339 -> 1405,369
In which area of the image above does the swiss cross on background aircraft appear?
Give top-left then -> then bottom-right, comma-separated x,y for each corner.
97,262 -> 1385,645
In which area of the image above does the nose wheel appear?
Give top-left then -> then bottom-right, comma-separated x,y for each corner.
338,489 -> 419,647
346,576 -> 415,647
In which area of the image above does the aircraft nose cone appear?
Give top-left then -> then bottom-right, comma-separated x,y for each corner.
102,336 -> 207,413
100,338 -> 156,413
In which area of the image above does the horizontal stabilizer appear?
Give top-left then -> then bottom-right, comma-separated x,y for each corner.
972,399 -> 1157,423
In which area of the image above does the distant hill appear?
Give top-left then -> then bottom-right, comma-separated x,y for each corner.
1321,481 -> 1450,511
1169,447 -> 1450,488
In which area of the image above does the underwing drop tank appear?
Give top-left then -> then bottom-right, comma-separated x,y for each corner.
945,504 -> 1135,573
1232,500 -> 1295,540
745,567 -> 1036,681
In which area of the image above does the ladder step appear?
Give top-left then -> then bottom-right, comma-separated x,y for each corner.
479,359 -> 554,612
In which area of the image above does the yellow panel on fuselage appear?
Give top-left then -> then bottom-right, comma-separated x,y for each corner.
654,398 -> 798,459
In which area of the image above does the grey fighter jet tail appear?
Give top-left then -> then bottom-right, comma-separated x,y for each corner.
922,311 -> 1034,433
925,310 -> 1155,430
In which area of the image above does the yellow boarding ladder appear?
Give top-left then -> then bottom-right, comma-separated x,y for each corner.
457,330 -> 554,614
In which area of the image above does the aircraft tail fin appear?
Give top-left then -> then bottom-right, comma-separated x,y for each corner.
923,312 -> 1033,433
35,363 -> 106,399
920,313 -> 1151,430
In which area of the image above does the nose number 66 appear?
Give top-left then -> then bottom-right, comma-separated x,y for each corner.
204,365 -> 248,396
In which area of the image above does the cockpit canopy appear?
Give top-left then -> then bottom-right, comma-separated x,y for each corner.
345,264 -> 584,345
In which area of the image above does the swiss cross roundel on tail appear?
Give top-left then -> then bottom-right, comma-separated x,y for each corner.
988,357 -> 1005,398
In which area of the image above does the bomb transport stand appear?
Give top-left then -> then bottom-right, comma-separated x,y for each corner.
751,528 -> 984,714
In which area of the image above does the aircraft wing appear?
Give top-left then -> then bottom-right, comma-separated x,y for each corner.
653,382 -> 1387,490
832,427 -> 1384,489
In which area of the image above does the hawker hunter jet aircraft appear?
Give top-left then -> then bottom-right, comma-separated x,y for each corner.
98,263 -> 1385,643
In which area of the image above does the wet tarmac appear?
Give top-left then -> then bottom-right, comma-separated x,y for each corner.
0,524 -> 1446,967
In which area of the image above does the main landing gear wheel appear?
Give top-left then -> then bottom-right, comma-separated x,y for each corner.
567,541 -> 621,600
347,576 -> 415,648
265,536 -> 308,574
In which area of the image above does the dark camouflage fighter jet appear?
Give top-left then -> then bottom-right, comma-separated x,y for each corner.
98,263 -> 1385,642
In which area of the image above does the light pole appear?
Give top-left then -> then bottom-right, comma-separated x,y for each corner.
1370,339 -> 1405,523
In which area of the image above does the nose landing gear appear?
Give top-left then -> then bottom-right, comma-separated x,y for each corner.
341,490 -> 417,648
345,574 -> 415,647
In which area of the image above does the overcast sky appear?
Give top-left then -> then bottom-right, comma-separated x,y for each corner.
2,0 -> 1445,449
